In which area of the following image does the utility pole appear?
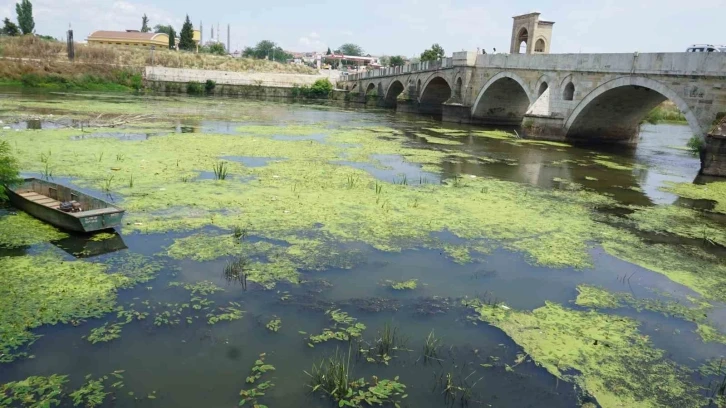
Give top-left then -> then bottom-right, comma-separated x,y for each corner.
227,24 -> 230,54
200,21 -> 203,45
66,23 -> 74,61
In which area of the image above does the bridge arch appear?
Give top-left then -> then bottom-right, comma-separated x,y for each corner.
471,71 -> 533,125
419,75 -> 452,116
384,80 -> 405,107
365,83 -> 376,96
565,76 -> 701,143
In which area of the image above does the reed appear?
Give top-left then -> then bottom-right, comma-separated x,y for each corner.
223,256 -> 248,289
102,175 -> 114,192
373,322 -> 407,358
305,347 -> 353,401
212,161 -> 228,180
423,330 -> 442,364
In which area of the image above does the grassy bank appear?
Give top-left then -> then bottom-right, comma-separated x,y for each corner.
643,101 -> 687,124
0,59 -> 142,92
0,36 -> 316,74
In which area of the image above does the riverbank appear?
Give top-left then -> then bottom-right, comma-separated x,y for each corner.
0,35 -> 319,92
644,100 -> 687,124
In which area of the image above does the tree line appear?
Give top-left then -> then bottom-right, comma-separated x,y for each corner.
2,0 -> 35,37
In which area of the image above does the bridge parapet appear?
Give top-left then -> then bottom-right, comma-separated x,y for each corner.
345,53 -> 726,82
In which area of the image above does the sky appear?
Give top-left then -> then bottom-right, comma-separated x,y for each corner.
0,0 -> 723,56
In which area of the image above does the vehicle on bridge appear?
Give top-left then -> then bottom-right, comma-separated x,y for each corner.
686,44 -> 726,52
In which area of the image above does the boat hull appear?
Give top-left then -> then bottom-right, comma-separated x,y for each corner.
6,179 -> 124,233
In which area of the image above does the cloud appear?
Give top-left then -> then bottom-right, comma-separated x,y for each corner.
298,33 -> 326,51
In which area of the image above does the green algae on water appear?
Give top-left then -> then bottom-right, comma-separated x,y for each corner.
468,300 -> 703,408
575,285 -> 725,344
593,159 -> 633,171
0,211 -> 67,248
627,205 -> 726,247
385,279 -> 418,290
662,181 -> 726,214
0,252 -> 131,363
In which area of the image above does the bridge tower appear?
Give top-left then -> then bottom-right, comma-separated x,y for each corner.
510,12 -> 554,54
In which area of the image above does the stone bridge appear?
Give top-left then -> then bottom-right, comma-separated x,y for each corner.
340,52 -> 726,175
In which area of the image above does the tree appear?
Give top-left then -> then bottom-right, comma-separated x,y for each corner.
0,141 -> 21,201
15,0 -> 34,35
420,43 -> 445,62
2,18 -> 20,36
326,47 -> 331,55
207,42 -> 226,56
141,14 -> 150,33
168,27 -> 176,50
154,24 -> 174,36
243,40 -> 290,63
338,43 -> 363,56
389,55 -> 405,67
178,15 -> 195,51
378,55 -> 390,67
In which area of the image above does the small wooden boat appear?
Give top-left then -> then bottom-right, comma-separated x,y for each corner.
7,178 -> 125,233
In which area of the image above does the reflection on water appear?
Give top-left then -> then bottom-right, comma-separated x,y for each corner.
52,232 -> 128,258
334,154 -> 440,184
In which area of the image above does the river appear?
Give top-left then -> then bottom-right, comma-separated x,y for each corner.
0,90 -> 725,408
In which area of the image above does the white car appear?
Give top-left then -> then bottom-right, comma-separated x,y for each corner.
686,44 -> 726,52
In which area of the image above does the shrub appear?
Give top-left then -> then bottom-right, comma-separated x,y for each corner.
687,135 -> 703,156
204,79 -> 216,93
187,81 -> 203,94
0,140 -> 21,201
308,78 -> 332,98
20,73 -> 41,87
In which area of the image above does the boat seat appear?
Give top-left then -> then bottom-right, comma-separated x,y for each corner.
19,191 -> 63,209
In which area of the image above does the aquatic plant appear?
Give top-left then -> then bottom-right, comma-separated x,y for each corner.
308,309 -> 366,346
266,317 -> 281,332
0,211 -> 67,248
385,279 -> 418,290
68,373 -> 118,408
223,256 -> 249,287
207,303 -> 244,325
0,252 -> 141,363
468,300 -> 703,407
700,357 -> 726,405
0,374 -> 68,407
346,174 -> 360,189
212,161 -> 228,180
422,330 -> 442,365
128,173 -> 133,188
168,280 -> 224,296
86,322 -> 125,344
239,353 -> 275,407
370,322 -> 407,363
394,174 -> 408,185
306,347 -> 407,407
102,174 -> 114,192
661,180 -> 726,214
434,370 -> 482,407
232,225 -> 248,240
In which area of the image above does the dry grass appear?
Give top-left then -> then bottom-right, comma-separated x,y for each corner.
0,36 -> 316,74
